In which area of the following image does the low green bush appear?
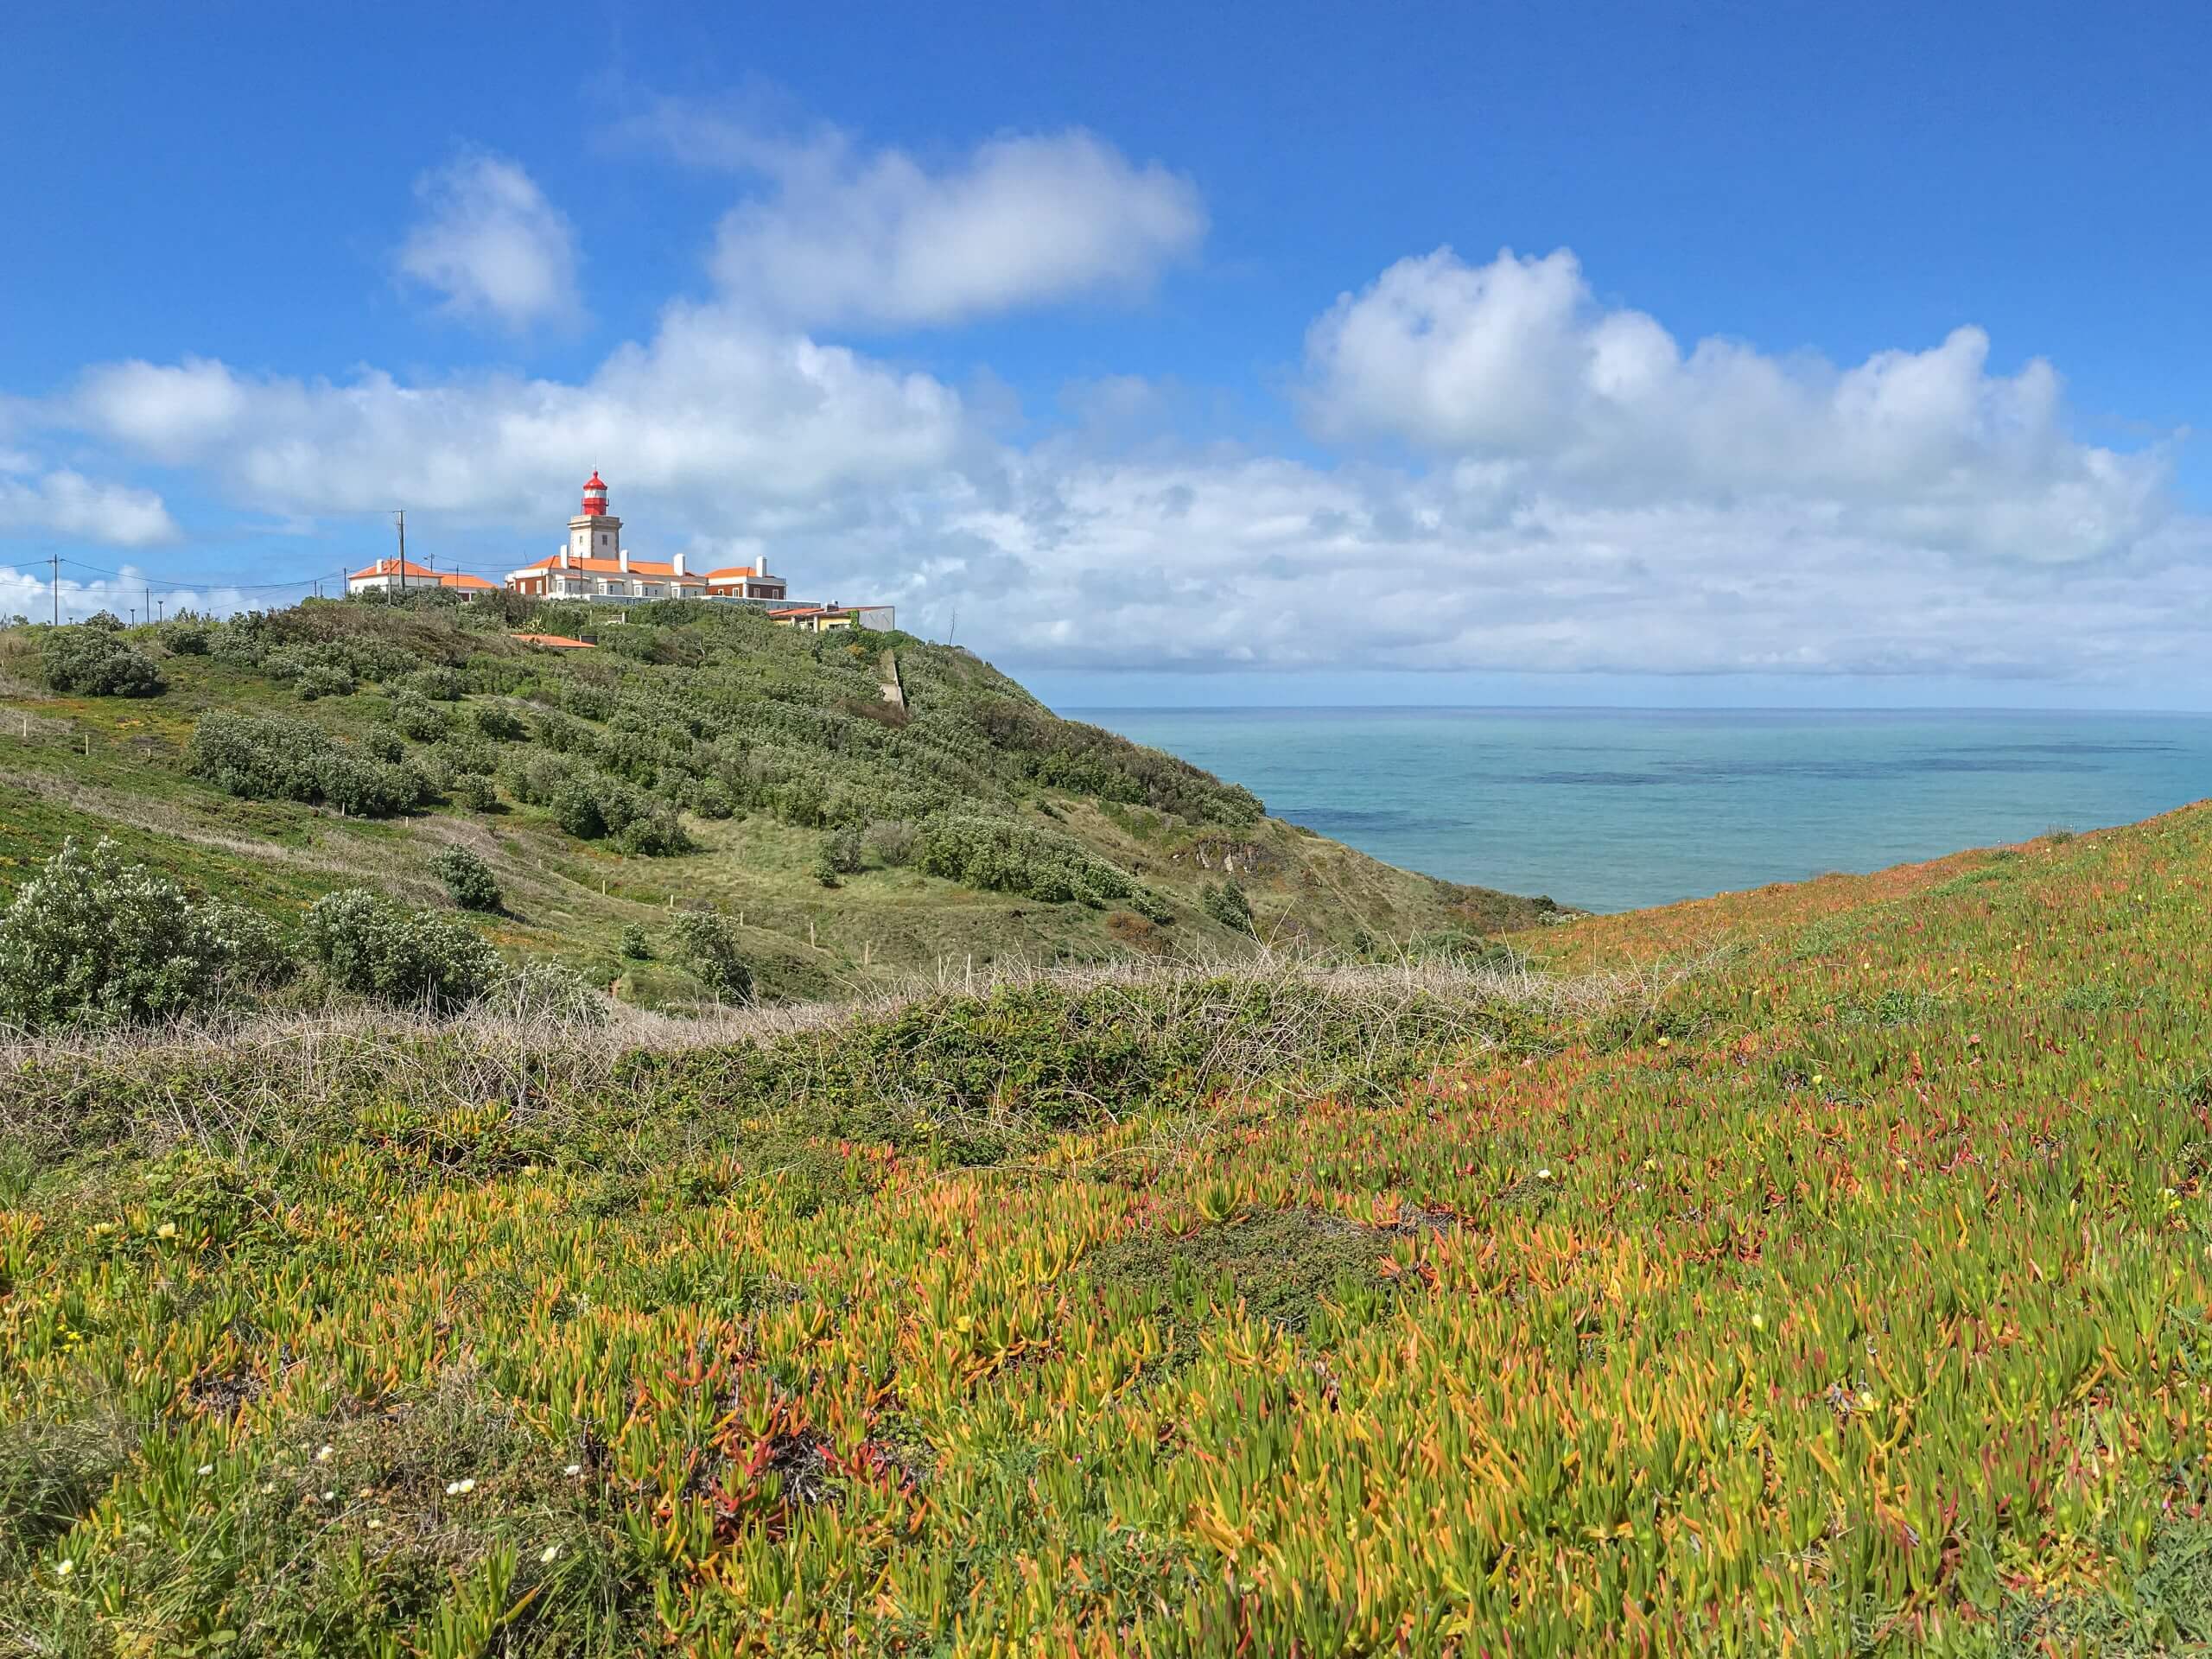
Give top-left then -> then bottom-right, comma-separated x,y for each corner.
474,703 -> 528,742
295,663 -> 355,701
618,925 -> 652,961
917,815 -> 1169,918
301,889 -> 501,1011
185,713 -> 433,818
0,839 -> 288,1029
38,625 -> 164,697
670,912 -> 753,1003
388,690 -> 450,742
429,845 -> 503,912
450,773 -> 499,813
1202,880 -> 1255,934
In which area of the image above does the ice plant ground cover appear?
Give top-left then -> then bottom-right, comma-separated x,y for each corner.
5,808 -> 2212,1653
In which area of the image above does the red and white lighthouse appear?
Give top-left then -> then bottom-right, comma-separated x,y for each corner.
563,470 -> 626,570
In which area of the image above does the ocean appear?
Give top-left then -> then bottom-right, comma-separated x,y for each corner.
1074,708 -> 2212,914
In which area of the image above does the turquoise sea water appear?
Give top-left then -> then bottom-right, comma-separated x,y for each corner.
1075,709 -> 2212,914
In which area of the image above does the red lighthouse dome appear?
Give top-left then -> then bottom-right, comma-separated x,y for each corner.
581,471 -> 609,517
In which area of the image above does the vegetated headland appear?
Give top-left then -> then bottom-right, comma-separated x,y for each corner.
3,592 -> 2208,1653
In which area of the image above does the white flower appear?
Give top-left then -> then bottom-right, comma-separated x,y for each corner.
445,1478 -> 475,1496
315,1444 -> 334,1463
321,1490 -> 335,1502
1750,1313 -> 1765,1332
539,1543 -> 561,1564
54,1558 -> 73,1579
563,1464 -> 582,1478
197,1464 -> 214,1477
366,1517 -> 384,1531
1536,1168 -> 1552,1180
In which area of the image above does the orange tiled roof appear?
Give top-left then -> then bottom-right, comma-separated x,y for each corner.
703,565 -> 783,582
347,558 -> 494,591
513,554 -> 704,582
510,632 -> 595,649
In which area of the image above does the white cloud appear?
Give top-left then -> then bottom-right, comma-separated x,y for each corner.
1302,246 -> 2165,562
0,462 -> 177,546
36,231 -> 2204,685
69,301 -> 974,523
397,152 -> 582,331
0,563 -> 252,625
658,115 -> 1205,328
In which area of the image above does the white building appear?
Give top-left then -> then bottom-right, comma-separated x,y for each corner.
505,473 -> 710,601
346,558 -> 495,596
500,473 -> 889,628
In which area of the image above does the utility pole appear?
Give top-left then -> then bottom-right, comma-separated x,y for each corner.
156,598 -> 164,623
143,586 -> 151,627
48,555 -> 58,626
394,511 -> 407,595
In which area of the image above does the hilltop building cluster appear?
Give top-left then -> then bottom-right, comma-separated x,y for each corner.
346,472 -> 893,631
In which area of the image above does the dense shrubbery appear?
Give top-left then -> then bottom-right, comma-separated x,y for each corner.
187,713 -> 435,817
38,625 -> 165,697
548,770 -> 690,855
1203,880 -> 1256,934
474,702 -> 527,742
388,690 -> 450,742
918,815 -> 1172,918
450,773 -> 498,812
0,840 -> 282,1028
429,845 -> 503,912
670,911 -> 753,1002
301,889 -> 501,1010
295,663 -> 355,700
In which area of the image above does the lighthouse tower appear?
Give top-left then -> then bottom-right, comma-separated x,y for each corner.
564,471 -> 624,569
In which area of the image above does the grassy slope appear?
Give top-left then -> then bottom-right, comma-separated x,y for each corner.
0,607 -> 1553,1001
8,804 -> 2212,1651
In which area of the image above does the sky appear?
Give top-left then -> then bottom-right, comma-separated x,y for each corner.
8,1 -> 2212,708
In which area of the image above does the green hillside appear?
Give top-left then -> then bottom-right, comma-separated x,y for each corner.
0,596 -> 1558,1004
8,785 -> 2212,1651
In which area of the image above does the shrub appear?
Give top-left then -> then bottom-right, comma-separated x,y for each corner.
436,736 -> 499,776
429,845 -> 503,912
161,620 -> 211,655
619,925 -> 652,961
0,839 -> 288,1029
39,626 -> 165,697
474,703 -> 527,742
186,713 -> 435,818
917,814 -> 1169,919
361,728 -> 406,763
389,690 -> 450,742
407,666 -> 467,701
451,773 -> 498,813
301,889 -> 500,1011
688,778 -> 735,819
295,663 -> 355,701
1203,880 -> 1255,934
670,912 -> 753,1003
865,819 -> 918,867
825,826 -> 863,875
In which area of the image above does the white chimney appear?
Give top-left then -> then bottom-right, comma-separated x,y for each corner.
671,550 -> 685,576
558,546 -> 569,569
618,547 -> 631,573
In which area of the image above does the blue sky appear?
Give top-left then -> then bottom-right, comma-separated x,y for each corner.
9,2 -> 2212,706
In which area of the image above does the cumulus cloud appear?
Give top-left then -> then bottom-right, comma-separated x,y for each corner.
1303,246 -> 2165,562
69,301 -> 974,522
398,152 -> 582,331
0,461 -> 176,546
640,109 -> 1205,327
0,563 -> 250,625
35,231 -> 2202,683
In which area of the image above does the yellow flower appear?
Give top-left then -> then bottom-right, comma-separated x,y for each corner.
155,1222 -> 178,1240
